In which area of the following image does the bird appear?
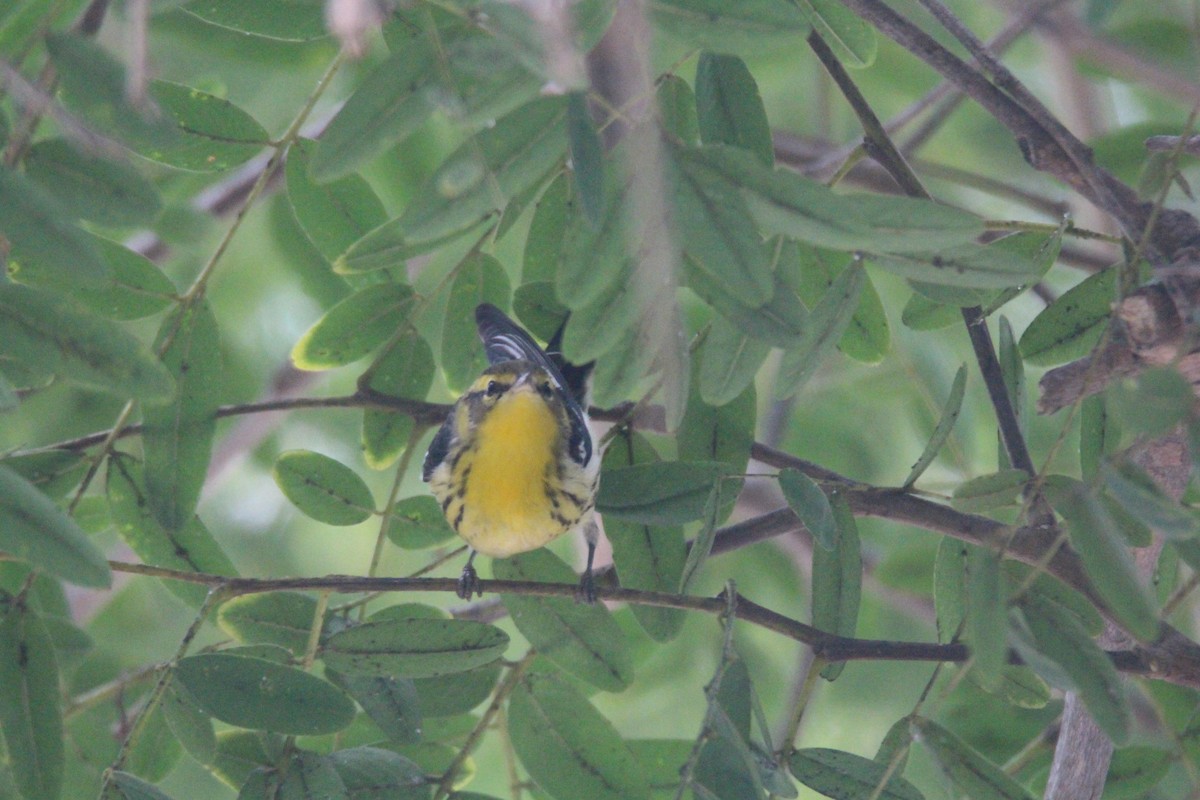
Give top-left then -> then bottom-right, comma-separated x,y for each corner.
422,303 -> 601,602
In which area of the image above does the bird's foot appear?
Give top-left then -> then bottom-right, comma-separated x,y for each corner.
576,569 -> 597,605
457,563 -> 483,600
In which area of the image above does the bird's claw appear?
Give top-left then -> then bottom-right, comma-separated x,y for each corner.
576,570 -> 597,605
457,563 -> 483,600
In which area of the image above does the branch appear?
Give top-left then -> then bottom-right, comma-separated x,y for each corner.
835,0 -> 1200,263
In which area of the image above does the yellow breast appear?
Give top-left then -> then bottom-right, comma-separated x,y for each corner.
455,388 -> 568,557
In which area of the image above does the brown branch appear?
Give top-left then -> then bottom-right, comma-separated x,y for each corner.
836,0 -> 1200,263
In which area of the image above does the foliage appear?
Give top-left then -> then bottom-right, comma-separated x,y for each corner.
3,1 -> 1200,799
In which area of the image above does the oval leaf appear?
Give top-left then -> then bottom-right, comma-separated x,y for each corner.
0,465 -> 111,588
596,460 -> 729,525
508,671 -> 651,800
321,618 -> 509,678
695,52 -> 773,165
0,601 -> 63,800
495,549 -> 634,691
174,653 -> 355,735
912,716 -> 1035,800
1019,268 -> 1115,366
292,283 -> 416,370
107,456 -> 237,607
142,300 -> 222,530
0,283 -> 174,402
273,450 -> 375,526
789,748 -> 923,800
779,468 -> 836,550
903,364 -> 967,488
1042,474 -> 1159,641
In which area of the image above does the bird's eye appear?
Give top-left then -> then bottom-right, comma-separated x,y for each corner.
538,382 -> 554,399
485,380 -> 502,397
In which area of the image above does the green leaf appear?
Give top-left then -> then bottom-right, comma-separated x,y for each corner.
107,456 -> 237,607
689,250 -> 808,348
1019,268 -> 1115,366
1016,592 -> 1130,743
789,244 -> 890,364
441,254 -> 513,391
779,468 -> 836,550
495,550 -> 634,691
658,74 -> 700,144
109,770 -> 176,799
911,717 -> 1034,800
789,748 -> 924,800
677,375 -> 755,519
1102,460 -> 1196,539
328,747 -> 429,800
567,92 -> 605,227
286,139 -> 388,262
672,145 -> 774,306
23,138 -> 161,226
175,653 -> 355,735
965,547 -> 1006,690
679,482 -> 723,593
869,239 -> 1049,290
695,52 -> 773,165
0,283 -> 175,400
1080,394 -> 1118,483
276,751 -> 348,799
207,730 -> 280,789
951,470 -> 1029,513
812,490 -> 861,680
1107,366 -> 1193,438
512,281 -> 569,343
597,460 -> 729,525
181,0 -> 327,41
386,495 -> 457,550
523,174 -> 570,284
508,671 -> 651,800
687,145 -> 982,252
650,0 -> 811,57
556,164 -> 629,310
292,283 -> 416,370
1102,746 -> 1172,800
63,236 -> 176,321
794,0 -> 877,67
217,592 -> 326,653
0,163 -> 110,287
398,96 -> 567,243
1006,562 -> 1105,636
0,600 -> 63,800
328,670 -> 421,745
0,465 -> 111,587
559,259 -> 642,363
162,682 -> 217,765
601,434 -> 686,641
901,292 -> 960,331
310,36 -> 439,181
46,32 -> 179,149
698,315 -> 771,406
273,450 -> 375,526
142,300 -> 222,530
966,665 -> 1050,710
413,662 -> 501,718
321,618 -> 509,678
774,262 -> 865,399
360,328 -> 436,469
144,80 -> 272,171
694,657 -> 767,800
903,364 -> 967,488
934,537 -> 967,643
335,217 -> 477,275
1042,474 -> 1159,641
126,699 -> 182,783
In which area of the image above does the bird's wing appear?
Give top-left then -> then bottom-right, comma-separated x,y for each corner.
421,415 -> 455,482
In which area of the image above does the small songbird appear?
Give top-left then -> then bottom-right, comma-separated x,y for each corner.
422,303 -> 601,601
